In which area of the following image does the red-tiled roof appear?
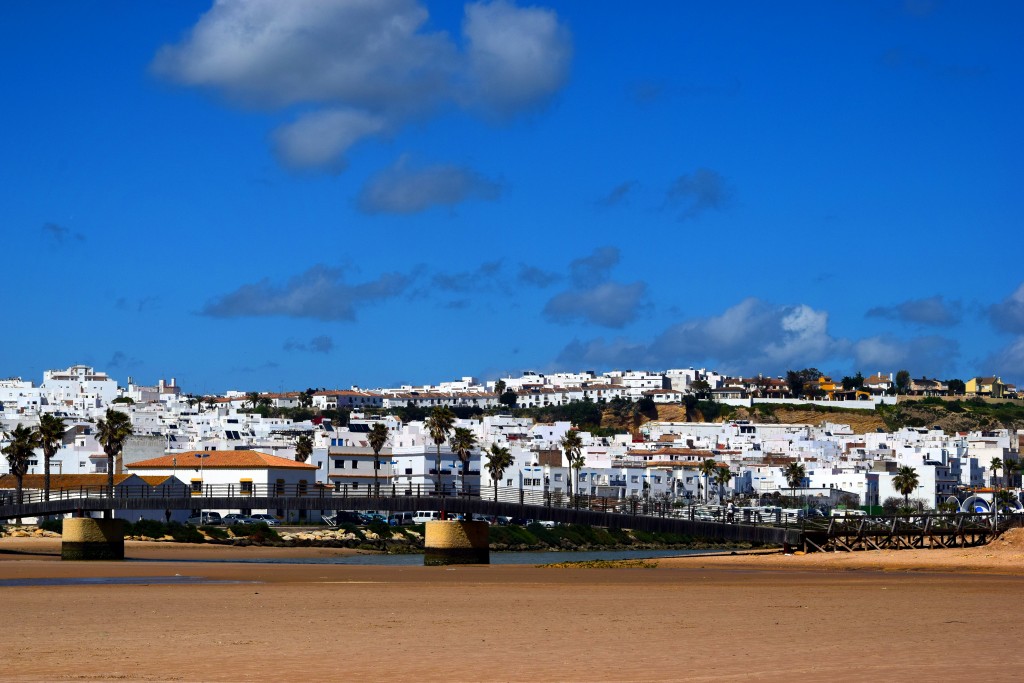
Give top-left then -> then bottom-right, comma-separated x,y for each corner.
127,450 -> 317,470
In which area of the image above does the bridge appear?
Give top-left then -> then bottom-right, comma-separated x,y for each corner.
1,483 -> 799,547
1,483 -> 1010,552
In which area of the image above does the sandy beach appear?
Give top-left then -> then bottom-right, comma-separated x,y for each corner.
2,534 -> 1024,682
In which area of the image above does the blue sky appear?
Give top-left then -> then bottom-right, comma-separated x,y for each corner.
3,0 -> 1023,393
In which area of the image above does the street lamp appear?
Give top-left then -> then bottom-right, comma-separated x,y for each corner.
195,452 -> 210,523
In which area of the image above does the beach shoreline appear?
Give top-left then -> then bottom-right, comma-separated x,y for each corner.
3,533 -> 1023,681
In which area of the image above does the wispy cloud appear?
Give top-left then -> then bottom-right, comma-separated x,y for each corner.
433,260 -> 502,292
357,157 -> 500,215
543,247 -> 647,328
665,167 -> 731,220
518,265 -> 560,288
988,283 -> 1024,335
42,222 -> 85,245
283,336 -> 334,354
598,181 -> 635,207
866,295 -> 961,327
201,265 -> 412,321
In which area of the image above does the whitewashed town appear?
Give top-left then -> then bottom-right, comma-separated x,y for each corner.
2,364 -> 1021,524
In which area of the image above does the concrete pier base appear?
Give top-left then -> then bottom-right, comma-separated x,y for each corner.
424,520 -> 489,565
61,518 -> 126,561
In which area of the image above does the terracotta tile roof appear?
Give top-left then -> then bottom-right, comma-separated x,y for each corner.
0,473 -> 134,489
127,449 -> 317,470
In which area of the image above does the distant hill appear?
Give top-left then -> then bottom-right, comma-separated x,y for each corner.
644,397 -> 1024,435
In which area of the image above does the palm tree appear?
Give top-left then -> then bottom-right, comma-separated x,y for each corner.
424,406 -> 455,492
699,458 -> 719,503
991,457 -> 1004,490
449,427 -> 478,494
205,396 -> 218,410
245,391 -> 261,412
367,423 -> 390,496
893,465 -> 919,509
783,462 -> 806,500
294,434 -> 313,463
2,424 -> 40,515
714,465 -> 733,502
37,414 -> 67,501
485,443 -> 514,502
560,429 -> 583,501
95,408 -> 133,490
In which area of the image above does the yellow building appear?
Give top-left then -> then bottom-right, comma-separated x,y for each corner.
965,376 -> 1006,398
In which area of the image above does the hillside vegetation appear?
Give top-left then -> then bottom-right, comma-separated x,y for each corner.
645,398 -> 1024,435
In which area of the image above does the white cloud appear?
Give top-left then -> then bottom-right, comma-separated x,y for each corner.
463,0 -> 573,117
154,0 -> 572,172
272,108 -> 386,171
152,0 -> 454,110
555,297 -> 966,377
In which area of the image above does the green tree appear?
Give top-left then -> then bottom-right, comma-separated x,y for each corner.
367,423 -> 390,497
699,458 -> 719,503
894,370 -> 911,395
783,462 -> 806,497
991,457 -> 1003,489
449,427 -> 478,494
485,443 -> 514,502
37,414 -> 66,501
690,380 -> 713,400
2,424 -> 40,512
494,379 -> 506,397
245,391 -> 261,412
946,378 -> 966,395
499,389 -> 518,409
714,465 -> 733,500
893,465 -> 919,508
424,406 -> 455,493
560,429 -> 584,501
294,434 -> 313,463
95,408 -> 133,490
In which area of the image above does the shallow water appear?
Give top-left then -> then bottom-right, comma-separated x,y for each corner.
145,548 -> 717,566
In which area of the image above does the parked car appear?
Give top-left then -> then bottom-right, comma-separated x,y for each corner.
187,511 -> 222,526
388,512 -> 414,526
222,513 -> 256,525
333,511 -> 364,525
248,513 -> 280,526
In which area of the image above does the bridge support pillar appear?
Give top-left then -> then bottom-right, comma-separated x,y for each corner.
424,520 -> 489,565
61,518 -> 125,561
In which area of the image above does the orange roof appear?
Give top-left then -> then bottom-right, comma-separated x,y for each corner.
128,450 -> 317,470
0,474 -> 135,489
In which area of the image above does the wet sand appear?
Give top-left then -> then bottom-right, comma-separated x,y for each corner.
2,535 -> 1024,682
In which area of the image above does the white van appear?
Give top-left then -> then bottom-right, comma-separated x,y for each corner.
413,511 -> 442,524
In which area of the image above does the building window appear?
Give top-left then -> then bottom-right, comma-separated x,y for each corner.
240,480 -> 253,495
351,460 -> 358,469
335,459 -> 344,469
191,479 -> 202,493
275,479 -> 285,495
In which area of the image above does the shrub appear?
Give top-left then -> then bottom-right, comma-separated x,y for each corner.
366,520 -> 392,538
201,525 -> 228,540
126,519 -> 168,538
39,518 -> 63,533
230,522 -> 280,544
167,523 -> 204,543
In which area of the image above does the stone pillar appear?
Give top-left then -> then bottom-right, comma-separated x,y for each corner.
61,518 -> 126,561
424,520 -> 489,565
